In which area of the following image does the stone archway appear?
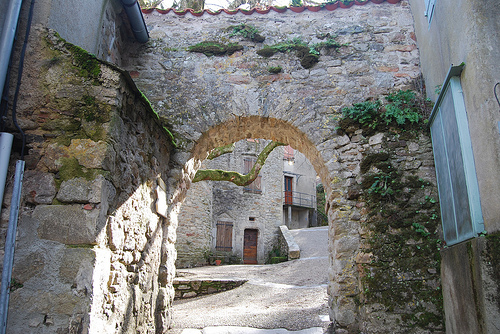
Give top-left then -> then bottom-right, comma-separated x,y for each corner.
125,4 -> 444,332
162,116 -> 354,331
1,2 -> 445,333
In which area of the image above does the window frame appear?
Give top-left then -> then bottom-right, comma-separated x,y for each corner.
429,64 -> 484,246
424,0 -> 436,24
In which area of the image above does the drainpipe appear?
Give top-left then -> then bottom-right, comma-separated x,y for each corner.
120,0 -> 149,43
0,0 -> 23,101
0,160 -> 24,334
0,133 -> 13,208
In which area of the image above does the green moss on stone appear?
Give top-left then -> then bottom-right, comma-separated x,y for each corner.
351,92 -> 444,330
56,157 -> 108,187
64,43 -> 101,83
188,41 -> 243,57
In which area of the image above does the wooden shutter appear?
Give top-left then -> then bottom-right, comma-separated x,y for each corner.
243,157 -> 262,193
216,222 -> 233,251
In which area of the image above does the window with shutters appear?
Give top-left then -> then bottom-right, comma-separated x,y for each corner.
424,0 -> 436,24
215,222 -> 233,251
429,64 -> 484,246
243,157 -> 262,193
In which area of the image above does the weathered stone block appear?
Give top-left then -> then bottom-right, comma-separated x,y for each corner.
35,205 -> 101,244
107,216 -> 124,251
22,171 -> 57,204
59,248 -> 95,295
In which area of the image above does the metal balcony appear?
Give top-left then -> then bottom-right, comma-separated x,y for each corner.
283,191 -> 316,209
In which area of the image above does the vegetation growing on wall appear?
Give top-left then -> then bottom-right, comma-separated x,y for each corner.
257,36 -> 344,69
339,90 -> 427,137
188,41 -> 244,56
229,23 -> 265,43
339,90 -> 444,331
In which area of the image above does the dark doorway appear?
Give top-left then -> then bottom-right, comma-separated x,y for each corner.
243,229 -> 258,264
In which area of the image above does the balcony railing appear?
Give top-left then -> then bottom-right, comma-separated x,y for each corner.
283,191 -> 316,209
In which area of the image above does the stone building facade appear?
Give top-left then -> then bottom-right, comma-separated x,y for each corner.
3,0 -> 498,333
177,139 -> 284,267
283,146 -> 318,230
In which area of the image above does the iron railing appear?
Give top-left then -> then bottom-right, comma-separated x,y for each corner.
283,191 -> 316,209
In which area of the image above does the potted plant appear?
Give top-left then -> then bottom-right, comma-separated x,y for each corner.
339,0 -> 354,8
324,1 -> 339,10
290,0 -> 305,12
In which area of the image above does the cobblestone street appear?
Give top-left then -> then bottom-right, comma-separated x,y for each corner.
169,226 -> 330,334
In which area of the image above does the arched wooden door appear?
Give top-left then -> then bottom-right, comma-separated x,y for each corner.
243,229 -> 258,264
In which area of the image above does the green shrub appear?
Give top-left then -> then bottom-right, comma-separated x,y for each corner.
342,100 -> 381,127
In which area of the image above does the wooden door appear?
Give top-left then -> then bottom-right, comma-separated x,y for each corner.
243,229 -> 258,264
284,176 -> 293,205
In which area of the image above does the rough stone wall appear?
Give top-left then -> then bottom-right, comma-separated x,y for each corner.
175,178 -> 212,268
330,128 -> 443,333
123,3 -> 435,332
1,28 -> 172,333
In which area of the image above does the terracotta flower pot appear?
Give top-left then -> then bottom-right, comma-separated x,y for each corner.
324,2 -> 339,10
215,259 -> 222,266
339,1 -> 354,8
386,0 -> 400,3
370,0 -> 385,3
307,5 -> 322,11
141,8 -> 154,13
156,8 -> 170,14
289,6 -> 305,12
271,6 -> 288,13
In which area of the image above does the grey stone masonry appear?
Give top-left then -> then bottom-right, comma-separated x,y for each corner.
279,225 -> 300,260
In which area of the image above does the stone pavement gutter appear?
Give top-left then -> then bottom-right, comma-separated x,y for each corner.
174,277 -> 248,299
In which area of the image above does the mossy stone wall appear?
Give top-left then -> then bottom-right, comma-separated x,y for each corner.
1,28 -> 173,333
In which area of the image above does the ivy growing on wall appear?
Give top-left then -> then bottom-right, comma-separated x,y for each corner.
339,89 -> 444,331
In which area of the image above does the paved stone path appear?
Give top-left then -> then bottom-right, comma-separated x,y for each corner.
169,226 -> 330,334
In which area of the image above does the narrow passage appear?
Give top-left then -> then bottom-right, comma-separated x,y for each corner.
169,226 -> 330,334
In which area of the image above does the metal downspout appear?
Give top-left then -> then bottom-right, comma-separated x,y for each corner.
0,0 -> 23,99
0,0 -> 23,208
0,160 -> 24,334
120,0 -> 149,43
0,133 -> 13,208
